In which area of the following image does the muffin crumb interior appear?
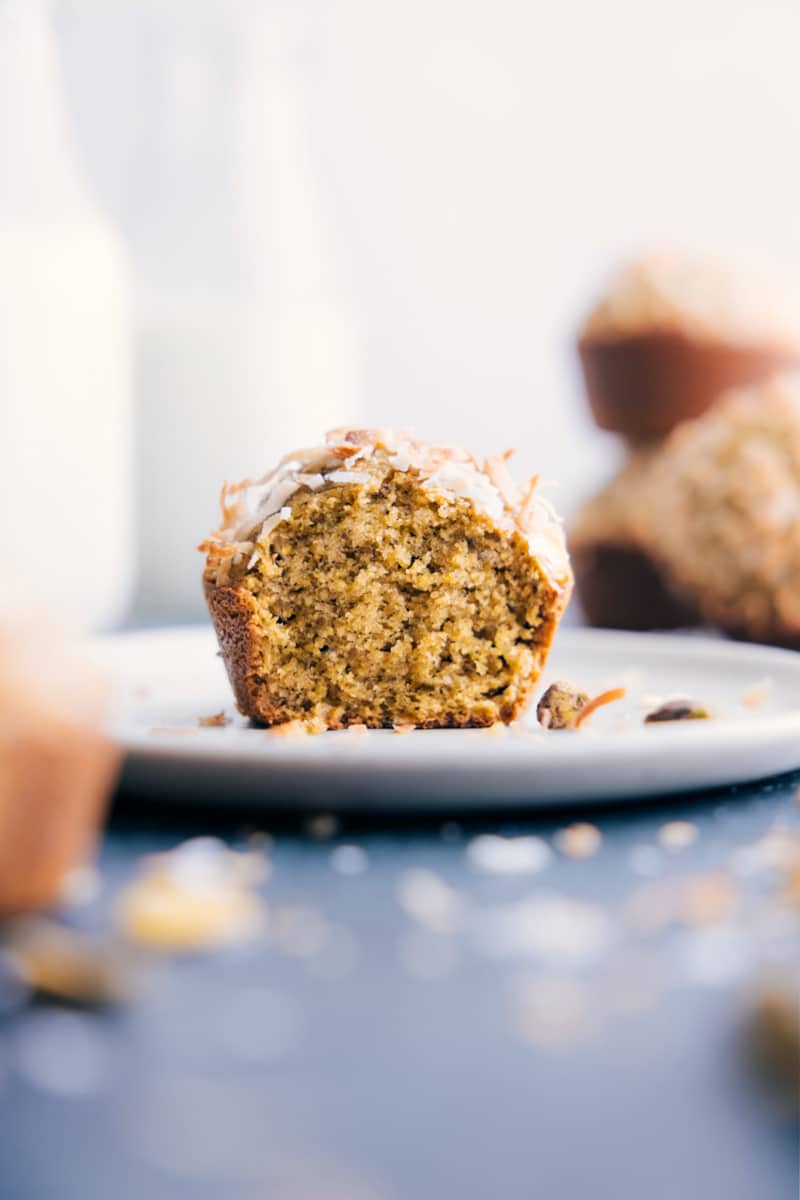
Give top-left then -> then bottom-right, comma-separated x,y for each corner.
230,470 -> 553,728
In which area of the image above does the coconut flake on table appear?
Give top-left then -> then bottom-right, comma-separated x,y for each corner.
113,837 -> 268,952
472,892 -> 614,966
330,844 -> 369,876
658,820 -> 699,850
396,868 -> 468,934
555,823 -> 603,859
466,834 -> 552,876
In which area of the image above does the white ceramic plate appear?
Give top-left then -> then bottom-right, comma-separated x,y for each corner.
91,626 -> 800,810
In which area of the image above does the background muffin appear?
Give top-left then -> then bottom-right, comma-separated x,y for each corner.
632,376 -> 800,647
578,255 -> 800,442
570,452 -> 700,631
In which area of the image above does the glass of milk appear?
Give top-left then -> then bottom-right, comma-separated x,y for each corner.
130,2 -> 362,622
0,0 -> 133,633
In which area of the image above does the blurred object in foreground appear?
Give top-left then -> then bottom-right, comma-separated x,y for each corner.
744,976 -> 800,1118
0,0 -> 133,632
0,603 -> 119,915
132,4 -> 361,623
578,253 -> 800,442
115,837 -> 267,951
5,917 -> 137,1007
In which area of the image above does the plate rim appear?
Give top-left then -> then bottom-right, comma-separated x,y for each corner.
92,623 -> 800,762
94,624 -> 800,806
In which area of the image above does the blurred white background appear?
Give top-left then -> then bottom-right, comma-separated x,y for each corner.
5,0 -> 800,625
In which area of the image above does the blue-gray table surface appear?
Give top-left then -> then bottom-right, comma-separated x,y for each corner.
1,773 -> 798,1200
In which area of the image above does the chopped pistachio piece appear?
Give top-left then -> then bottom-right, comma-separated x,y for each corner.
645,699 -> 709,724
537,681 -> 590,730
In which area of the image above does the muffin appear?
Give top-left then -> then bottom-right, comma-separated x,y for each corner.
570,453 -> 700,631
201,428 -> 572,728
0,615 -> 119,915
636,376 -> 800,647
578,255 -> 800,442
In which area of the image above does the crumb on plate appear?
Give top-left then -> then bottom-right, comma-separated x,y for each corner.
198,710 -> 230,728
536,681 -> 590,730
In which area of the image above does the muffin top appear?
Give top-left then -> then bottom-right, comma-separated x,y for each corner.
201,428 -> 571,590
579,254 -> 800,349
636,373 -> 800,639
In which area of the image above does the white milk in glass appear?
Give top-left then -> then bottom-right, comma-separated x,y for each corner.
134,4 -> 361,622
0,0 -> 133,632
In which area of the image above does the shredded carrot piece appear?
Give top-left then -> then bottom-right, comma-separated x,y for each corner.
574,686 -> 627,728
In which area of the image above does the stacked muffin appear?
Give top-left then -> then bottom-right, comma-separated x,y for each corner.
571,255 -> 800,644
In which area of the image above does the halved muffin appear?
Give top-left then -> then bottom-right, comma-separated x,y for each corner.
201,429 -> 572,728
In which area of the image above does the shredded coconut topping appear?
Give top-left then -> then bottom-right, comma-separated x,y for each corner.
421,462 -> 506,524
200,428 -> 571,589
295,473 -> 325,490
327,470 -> 374,485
